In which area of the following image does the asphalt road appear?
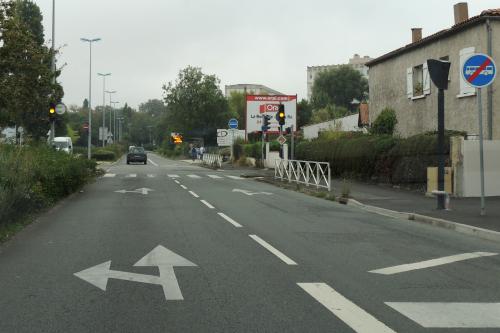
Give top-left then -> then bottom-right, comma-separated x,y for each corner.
1,152 -> 500,332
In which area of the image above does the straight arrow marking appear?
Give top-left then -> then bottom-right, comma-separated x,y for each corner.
369,252 -> 498,275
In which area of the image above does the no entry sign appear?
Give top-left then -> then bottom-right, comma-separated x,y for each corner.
462,53 -> 496,88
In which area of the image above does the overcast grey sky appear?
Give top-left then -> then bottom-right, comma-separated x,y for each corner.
33,0 -> 498,109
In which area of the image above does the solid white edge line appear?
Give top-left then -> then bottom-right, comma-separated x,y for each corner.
148,158 -> 159,166
249,235 -> 297,265
180,185 -> 188,190
299,283 -> 396,333
200,200 -> 215,209
217,213 -> 243,228
188,191 -> 200,198
369,252 -> 498,275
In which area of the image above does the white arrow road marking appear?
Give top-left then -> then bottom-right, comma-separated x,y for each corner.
148,159 -> 158,166
200,200 -> 215,209
299,283 -> 396,333
126,174 -> 137,178
188,191 -> 199,198
188,174 -> 201,179
74,246 -> 197,301
369,252 -> 498,275
386,302 -> 500,328
114,188 -> 154,195
208,174 -> 223,179
103,173 -> 116,178
249,235 -> 297,265
232,189 -> 273,196
217,213 -> 243,228
168,175 -> 180,179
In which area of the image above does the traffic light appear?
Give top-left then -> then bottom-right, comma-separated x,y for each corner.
49,103 -> 56,121
277,104 -> 285,126
262,115 -> 271,132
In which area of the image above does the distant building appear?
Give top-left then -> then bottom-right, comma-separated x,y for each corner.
225,84 -> 283,97
307,54 -> 372,100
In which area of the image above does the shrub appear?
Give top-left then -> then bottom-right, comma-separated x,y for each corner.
370,108 -> 397,135
92,149 -> 116,161
0,144 -> 97,227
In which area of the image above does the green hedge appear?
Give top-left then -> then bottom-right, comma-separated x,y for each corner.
0,144 -> 97,228
92,149 -> 116,161
295,131 -> 462,184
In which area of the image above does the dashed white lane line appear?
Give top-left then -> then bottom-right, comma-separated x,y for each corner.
200,200 -> 215,209
148,159 -> 159,166
249,235 -> 297,265
226,175 -> 244,180
103,173 -> 116,178
188,174 -> 202,179
299,283 -> 396,333
174,180 -> 180,184
126,174 -> 137,178
217,213 -> 243,228
188,191 -> 200,198
180,185 -> 188,190
369,252 -> 498,275
208,174 -> 223,179
386,302 -> 500,328
168,175 -> 180,178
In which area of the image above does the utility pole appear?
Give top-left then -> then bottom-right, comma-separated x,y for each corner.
105,90 -> 117,143
98,73 -> 111,147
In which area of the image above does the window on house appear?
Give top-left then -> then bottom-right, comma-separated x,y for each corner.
413,65 -> 424,96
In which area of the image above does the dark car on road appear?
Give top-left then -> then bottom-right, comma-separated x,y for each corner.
127,147 -> 147,165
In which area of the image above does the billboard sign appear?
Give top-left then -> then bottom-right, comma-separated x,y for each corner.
246,95 -> 297,133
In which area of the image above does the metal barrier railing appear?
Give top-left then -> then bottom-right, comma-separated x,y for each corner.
202,153 -> 222,168
275,159 -> 331,191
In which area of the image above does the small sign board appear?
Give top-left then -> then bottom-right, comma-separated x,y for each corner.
55,103 -> 67,115
462,53 -> 496,88
217,129 -> 244,146
228,118 -> 238,129
277,135 -> 287,145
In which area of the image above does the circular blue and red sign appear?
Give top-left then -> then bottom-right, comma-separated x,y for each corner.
462,53 -> 496,88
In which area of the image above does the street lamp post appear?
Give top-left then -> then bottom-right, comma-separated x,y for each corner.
105,90 -> 117,143
110,101 -> 120,142
97,73 -> 111,147
81,37 -> 101,159
49,0 -> 56,144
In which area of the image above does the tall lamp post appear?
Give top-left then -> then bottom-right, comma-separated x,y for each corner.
97,73 -> 111,147
49,0 -> 56,144
81,37 -> 101,159
110,101 -> 120,142
105,90 -> 117,143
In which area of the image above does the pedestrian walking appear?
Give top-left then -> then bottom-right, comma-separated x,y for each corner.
191,146 -> 197,162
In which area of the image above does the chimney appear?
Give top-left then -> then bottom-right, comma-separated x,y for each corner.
454,2 -> 469,24
412,28 -> 422,43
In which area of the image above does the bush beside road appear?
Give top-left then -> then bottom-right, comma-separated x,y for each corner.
0,144 -> 98,242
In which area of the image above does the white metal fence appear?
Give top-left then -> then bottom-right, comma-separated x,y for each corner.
275,159 -> 331,191
202,153 -> 222,168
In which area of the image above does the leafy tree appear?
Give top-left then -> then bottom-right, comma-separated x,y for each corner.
138,99 -> 167,118
227,91 -> 246,129
370,108 -> 397,135
310,104 -> 349,124
0,0 -> 63,141
311,65 -> 368,110
162,66 -> 230,144
297,99 -> 312,128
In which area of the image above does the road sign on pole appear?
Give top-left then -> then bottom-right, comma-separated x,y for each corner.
228,118 -> 238,129
462,54 -> 496,216
55,103 -> 67,115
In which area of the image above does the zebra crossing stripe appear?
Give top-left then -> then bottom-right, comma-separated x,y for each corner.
188,175 -> 202,179
226,175 -> 244,180
168,175 -> 180,178
103,173 -> 116,178
208,175 -> 223,179
126,174 -> 137,178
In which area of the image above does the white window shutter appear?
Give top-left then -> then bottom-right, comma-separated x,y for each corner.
423,62 -> 431,95
459,47 -> 476,96
406,67 -> 413,98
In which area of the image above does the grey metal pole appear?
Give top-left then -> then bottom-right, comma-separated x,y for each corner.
102,75 -> 106,147
437,88 -> 445,209
291,124 -> 295,160
88,42 -> 92,159
50,0 -> 55,144
487,20 -> 493,140
477,88 -> 486,216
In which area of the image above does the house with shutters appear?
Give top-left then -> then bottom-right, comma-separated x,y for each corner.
366,3 -> 500,139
